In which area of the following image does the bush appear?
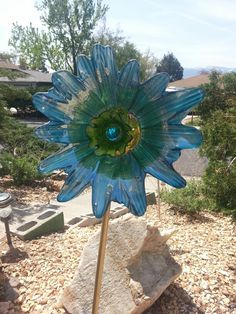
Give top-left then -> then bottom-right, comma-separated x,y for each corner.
0,84 -> 31,111
10,157 -> 43,186
0,109 -> 58,185
197,71 -> 236,219
0,152 -> 14,176
203,161 -> 236,218
0,84 -> 50,115
161,181 -> 214,213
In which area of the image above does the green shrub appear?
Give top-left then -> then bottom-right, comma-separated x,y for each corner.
10,157 -> 43,186
0,152 -> 14,176
161,181 -> 214,213
198,71 -> 236,219
0,84 -> 32,111
0,84 -> 50,115
0,111 -> 58,185
203,161 -> 236,218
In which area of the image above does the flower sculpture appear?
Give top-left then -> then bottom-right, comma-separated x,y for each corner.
33,44 -> 204,218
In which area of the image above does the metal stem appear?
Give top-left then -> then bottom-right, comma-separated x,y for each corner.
92,204 -> 110,314
3,218 -> 12,246
157,180 -> 161,219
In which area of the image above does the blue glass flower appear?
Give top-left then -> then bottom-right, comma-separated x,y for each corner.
33,44 -> 204,218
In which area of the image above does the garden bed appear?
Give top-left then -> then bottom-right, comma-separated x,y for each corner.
0,185 -> 235,314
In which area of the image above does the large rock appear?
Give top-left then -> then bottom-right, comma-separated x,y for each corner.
61,214 -> 181,314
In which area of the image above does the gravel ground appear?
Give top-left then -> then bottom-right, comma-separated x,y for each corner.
0,193 -> 235,313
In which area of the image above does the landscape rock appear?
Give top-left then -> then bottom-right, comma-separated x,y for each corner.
61,214 -> 181,314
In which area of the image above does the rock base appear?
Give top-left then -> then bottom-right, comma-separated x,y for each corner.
61,214 -> 181,314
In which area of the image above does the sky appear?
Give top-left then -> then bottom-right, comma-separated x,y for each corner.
0,0 -> 235,68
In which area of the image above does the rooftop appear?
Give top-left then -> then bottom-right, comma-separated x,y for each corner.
169,74 -> 210,88
0,60 -> 52,83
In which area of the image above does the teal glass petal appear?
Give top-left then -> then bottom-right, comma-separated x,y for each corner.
121,175 -> 146,216
117,60 -> 140,108
145,160 -> 186,188
35,122 -> 70,144
165,149 -> 181,164
52,71 -> 85,100
92,174 -> 113,218
92,154 -> 146,217
33,92 -> 72,123
58,163 -> 97,202
166,125 -> 202,149
142,124 -> 202,150
138,88 -> 204,128
130,73 -> 169,113
91,44 -> 118,106
39,144 -> 93,174
77,55 -> 98,92
33,44 -> 204,218
132,140 -> 163,167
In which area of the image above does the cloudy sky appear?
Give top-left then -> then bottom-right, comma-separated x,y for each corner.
0,0 -> 235,68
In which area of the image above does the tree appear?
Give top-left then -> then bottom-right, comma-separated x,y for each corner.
199,71 -> 236,218
156,52 -> 183,82
95,27 -> 157,80
9,0 -> 108,74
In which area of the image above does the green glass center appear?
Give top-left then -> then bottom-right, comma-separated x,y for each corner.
106,126 -> 121,141
86,107 -> 140,157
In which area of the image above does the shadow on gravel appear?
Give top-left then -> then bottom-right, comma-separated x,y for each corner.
1,245 -> 29,263
144,283 -> 204,314
168,206 -> 214,224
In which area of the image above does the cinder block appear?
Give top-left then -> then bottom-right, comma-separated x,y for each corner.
110,206 -> 129,219
13,210 -> 64,241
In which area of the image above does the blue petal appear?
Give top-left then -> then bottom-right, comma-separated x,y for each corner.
77,54 -> 99,92
52,71 -> 85,100
145,160 -> 186,188
39,144 -> 93,174
92,173 -> 113,218
165,149 -> 181,164
131,73 -> 170,113
142,124 -> 202,150
57,163 -> 98,202
117,60 -> 140,108
92,154 -> 146,218
138,88 -> 204,128
35,122 -> 70,144
33,92 -> 72,123
121,174 -> 146,216
91,44 -> 118,106
166,125 -> 202,149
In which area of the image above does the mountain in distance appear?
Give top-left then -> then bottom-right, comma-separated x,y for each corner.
184,66 -> 236,78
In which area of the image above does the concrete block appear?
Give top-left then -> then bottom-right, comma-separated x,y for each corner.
13,210 -> 64,241
110,206 -> 129,219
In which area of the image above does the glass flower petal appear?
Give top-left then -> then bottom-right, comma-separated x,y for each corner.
92,154 -> 146,217
58,163 -> 97,202
144,160 -> 186,188
117,60 -> 140,108
39,144 -> 93,174
138,88 -> 204,127
35,122 -> 70,144
130,72 -> 169,113
33,44 -> 204,218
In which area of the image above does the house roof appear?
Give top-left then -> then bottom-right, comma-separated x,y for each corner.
0,60 -> 19,70
168,74 -> 210,88
0,61 -> 52,83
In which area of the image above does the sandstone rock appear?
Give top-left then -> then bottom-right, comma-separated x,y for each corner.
61,214 -> 181,314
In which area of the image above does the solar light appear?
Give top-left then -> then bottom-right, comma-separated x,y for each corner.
0,192 -> 13,246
